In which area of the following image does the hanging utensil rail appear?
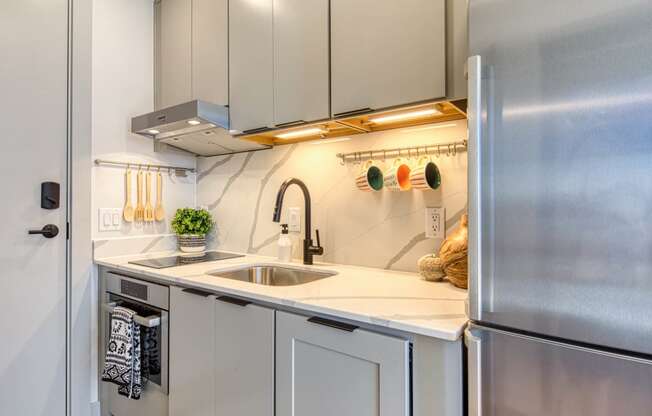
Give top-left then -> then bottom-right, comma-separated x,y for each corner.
336,140 -> 467,164
94,159 -> 196,175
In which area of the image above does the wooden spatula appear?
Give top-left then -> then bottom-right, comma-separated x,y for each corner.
144,172 -> 154,222
123,168 -> 134,222
155,172 -> 165,222
135,170 -> 144,222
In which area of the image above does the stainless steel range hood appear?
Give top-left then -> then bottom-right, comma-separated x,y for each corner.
131,100 -> 271,157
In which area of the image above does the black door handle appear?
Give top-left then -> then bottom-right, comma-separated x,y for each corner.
28,224 -> 59,238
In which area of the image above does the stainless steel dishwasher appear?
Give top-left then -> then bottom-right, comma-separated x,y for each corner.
100,269 -> 169,416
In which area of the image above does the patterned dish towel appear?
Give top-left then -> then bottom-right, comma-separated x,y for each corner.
101,306 -> 143,400
141,326 -> 161,380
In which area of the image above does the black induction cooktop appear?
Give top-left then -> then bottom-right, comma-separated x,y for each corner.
129,251 -> 245,269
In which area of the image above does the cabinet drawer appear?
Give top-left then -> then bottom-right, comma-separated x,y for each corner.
276,311 -> 411,416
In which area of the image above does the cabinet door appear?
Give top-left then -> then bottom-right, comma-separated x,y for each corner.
156,0 -> 192,109
276,311 -> 411,416
215,296 -> 275,416
229,0 -> 275,133
192,0 -> 228,106
330,0 -> 446,117
169,287 -> 216,416
273,0 -> 330,126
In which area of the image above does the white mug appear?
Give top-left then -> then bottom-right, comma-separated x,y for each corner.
410,157 -> 441,191
383,158 -> 412,191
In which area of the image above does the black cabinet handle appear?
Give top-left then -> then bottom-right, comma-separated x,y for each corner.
182,288 -> 213,297
242,126 -> 272,135
333,108 -> 374,118
216,295 -> 251,307
308,316 -> 358,332
275,119 -> 306,128
28,224 -> 59,239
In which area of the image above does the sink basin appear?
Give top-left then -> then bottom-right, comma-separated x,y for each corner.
209,264 -> 337,286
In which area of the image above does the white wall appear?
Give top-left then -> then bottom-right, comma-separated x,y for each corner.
90,0 -> 197,408
92,0 -> 196,240
198,121 -> 468,272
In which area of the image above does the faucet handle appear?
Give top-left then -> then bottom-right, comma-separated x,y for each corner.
315,229 -> 322,248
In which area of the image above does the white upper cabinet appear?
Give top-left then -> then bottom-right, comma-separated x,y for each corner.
330,0 -> 447,117
156,0 -> 192,109
192,0 -> 228,106
273,0 -> 330,126
229,0 -> 275,133
155,0 -> 228,110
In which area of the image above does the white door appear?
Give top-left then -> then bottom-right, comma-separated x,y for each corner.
0,1 -> 69,414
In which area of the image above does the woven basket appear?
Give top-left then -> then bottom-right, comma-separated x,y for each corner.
177,234 -> 207,253
438,213 -> 468,289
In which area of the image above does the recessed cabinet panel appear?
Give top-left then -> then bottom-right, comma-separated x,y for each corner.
192,0 -> 228,105
156,0 -> 192,109
229,0 -> 275,133
273,0 -> 330,126
330,0 -> 447,116
276,311 -> 410,416
215,299 -> 275,416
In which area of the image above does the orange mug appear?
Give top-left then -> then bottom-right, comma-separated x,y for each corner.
383,158 -> 412,191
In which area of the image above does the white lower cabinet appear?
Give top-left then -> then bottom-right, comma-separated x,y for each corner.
275,311 -> 411,416
170,288 -> 275,416
214,295 -> 275,416
169,289 -> 446,416
169,287 -> 216,416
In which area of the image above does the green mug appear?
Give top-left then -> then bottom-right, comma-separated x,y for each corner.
355,160 -> 384,192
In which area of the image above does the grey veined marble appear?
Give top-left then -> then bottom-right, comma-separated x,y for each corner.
197,121 -> 468,273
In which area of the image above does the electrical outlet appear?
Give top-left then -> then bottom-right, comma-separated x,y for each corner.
98,208 -> 122,232
288,207 -> 301,232
425,207 -> 445,239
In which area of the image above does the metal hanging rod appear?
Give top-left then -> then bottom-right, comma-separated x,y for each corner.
94,159 -> 196,175
336,140 -> 467,164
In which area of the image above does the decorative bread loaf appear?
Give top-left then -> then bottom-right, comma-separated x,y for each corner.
438,213 -> 468,289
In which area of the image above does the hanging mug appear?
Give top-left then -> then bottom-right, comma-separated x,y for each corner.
384,158 -> 412,191
355,160 -> 384,192
410,156 -> 441,190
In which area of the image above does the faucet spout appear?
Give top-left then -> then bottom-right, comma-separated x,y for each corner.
272,178 -> 323,265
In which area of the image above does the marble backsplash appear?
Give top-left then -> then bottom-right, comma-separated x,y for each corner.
197,121 -> 468,273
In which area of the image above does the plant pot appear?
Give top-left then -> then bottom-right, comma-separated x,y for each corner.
177,234 -> 206,253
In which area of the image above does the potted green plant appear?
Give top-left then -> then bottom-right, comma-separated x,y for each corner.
171,208 -> 214,253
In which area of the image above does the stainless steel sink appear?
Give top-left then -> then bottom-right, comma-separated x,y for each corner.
209,264 -> 337,286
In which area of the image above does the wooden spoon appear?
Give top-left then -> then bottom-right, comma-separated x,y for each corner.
155,172 -> 165,222
123,168 -> 134,222
135,171 -> 144,222
144,172 -> 154,222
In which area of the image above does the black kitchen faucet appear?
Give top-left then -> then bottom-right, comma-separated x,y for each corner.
272,178 -> 323,265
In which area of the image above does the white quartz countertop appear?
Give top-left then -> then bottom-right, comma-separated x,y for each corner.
95,251 -> 468,341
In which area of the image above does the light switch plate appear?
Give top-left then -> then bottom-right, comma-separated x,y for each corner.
99,208 -> 122,232
425,207 -> 445,239
288,207 -> 301,232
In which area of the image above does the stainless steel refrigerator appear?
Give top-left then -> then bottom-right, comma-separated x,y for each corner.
466,1 -> 652,414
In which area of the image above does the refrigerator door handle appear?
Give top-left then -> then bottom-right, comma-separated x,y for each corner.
465,327 -> 482,416
468,55 -> 483,320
